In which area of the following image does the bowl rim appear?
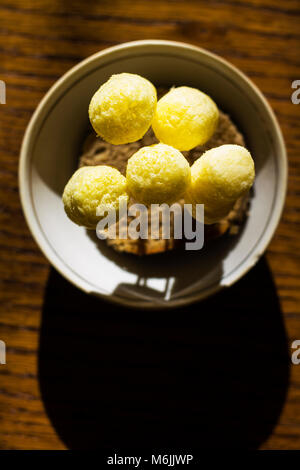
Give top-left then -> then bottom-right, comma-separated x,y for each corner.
19,39 -> 288,309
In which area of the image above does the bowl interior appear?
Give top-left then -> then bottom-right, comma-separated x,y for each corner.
22,42 -> 286,308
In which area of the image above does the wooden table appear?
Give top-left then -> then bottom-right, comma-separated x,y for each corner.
0,0 -> 300,451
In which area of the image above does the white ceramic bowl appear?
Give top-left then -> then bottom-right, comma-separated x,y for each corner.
19,40 -> 287,309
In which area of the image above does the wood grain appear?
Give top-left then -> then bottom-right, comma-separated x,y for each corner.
0,0 -> 300,450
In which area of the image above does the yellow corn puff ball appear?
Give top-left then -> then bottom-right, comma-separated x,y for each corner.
152,86 -> 219,151
89,73 -> 157,145
126,143 -> 191,205
186,144 -> 255,224
62,165 -> 128,229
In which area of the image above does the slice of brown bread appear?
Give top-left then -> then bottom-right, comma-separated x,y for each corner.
79,109 -> 249,255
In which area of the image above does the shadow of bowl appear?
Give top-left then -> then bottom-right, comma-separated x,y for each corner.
38,257 -> 289,450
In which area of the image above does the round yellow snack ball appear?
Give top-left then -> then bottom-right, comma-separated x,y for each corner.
89,73 -> 157,145
186,144 -> 255,224
152,86 -> 219,151
126,143 -> 191,205
62,165 -> 128,229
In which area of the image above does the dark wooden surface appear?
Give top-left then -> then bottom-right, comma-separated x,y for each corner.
0,0 -> 300,450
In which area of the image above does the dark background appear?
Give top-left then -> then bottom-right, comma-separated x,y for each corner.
0,0 -> 300,450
